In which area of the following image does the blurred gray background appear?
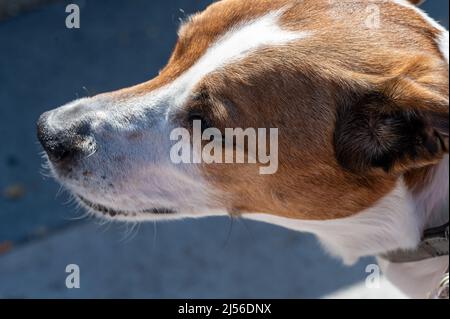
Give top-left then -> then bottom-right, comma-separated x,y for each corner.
0,0 -> 448,298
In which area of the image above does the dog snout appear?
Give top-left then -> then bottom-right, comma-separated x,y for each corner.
37,111 -> 96,164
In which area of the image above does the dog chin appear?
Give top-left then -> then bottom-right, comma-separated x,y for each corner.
74,194 -> 178,220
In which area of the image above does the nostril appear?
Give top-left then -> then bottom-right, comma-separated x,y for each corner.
37,112 -> 93,163
37,112 -> 65,162
45,141 -> 77,163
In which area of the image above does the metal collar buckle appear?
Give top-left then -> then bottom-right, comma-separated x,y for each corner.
429,271 -> 449,299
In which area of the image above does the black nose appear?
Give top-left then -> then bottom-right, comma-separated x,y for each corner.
37,112 -> 92,163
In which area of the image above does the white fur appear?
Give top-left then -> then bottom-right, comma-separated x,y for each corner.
165,9 -> 309,117
244,159 -> 448,298
245,17 -> 450,295
46,10 -> 309,218
384,3 -> 449,297
245,16 -> 450,295
244,180 -> 421,265
439,31 -> 449,62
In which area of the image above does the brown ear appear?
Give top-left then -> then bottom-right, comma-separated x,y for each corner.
334,70 -> 448,175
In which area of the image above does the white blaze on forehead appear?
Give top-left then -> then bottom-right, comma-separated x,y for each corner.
159,9 -> 311,116
44,9 -> 311,128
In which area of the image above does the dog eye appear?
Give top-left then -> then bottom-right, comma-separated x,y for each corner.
187,111 -> 213,135
188,112 -> 205,123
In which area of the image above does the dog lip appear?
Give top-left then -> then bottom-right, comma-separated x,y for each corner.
76,195 -> 176,217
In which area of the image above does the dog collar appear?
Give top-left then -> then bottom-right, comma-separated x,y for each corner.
381,222 -> 449,299
381,222 -> 449,263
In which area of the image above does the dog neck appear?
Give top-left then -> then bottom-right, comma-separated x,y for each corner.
244,157 -> 449,265
377,158 -> 449,298
412,157 -> 449,230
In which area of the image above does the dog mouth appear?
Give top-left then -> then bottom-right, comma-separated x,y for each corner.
76,195 -> 177,218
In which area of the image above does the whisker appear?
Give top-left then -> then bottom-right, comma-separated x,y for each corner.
84,148 -> 98,160
221,216 -> 235,250
239,218 -> 255,241
126,222 -> 141,242
120,221 -> 139,243
82,86 -> 91,97
152,221 -> 158,250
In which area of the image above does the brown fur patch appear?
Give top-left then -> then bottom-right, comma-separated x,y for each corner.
106,0 -> 447,220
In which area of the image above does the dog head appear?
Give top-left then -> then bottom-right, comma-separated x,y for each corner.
38,0 -> 448,222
